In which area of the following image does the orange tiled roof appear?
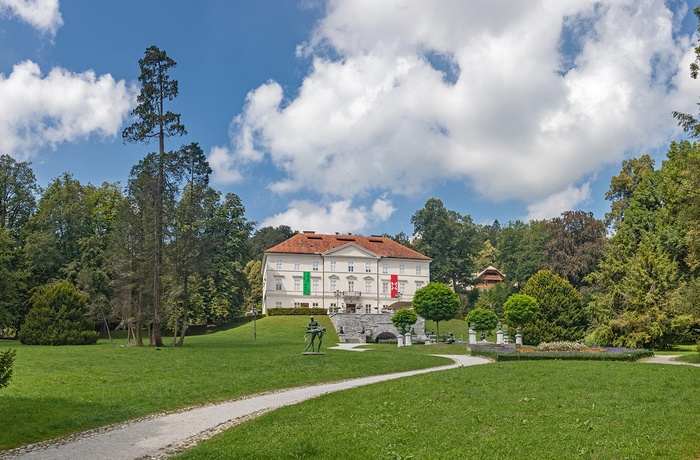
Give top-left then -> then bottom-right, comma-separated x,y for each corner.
265,232 -> 431,260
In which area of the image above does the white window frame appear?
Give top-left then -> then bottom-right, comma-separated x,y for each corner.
294,259 -> 301,270
275,259 -> 283,270
348,261 -> 354,272
365,263 -> 372,273
312,260 -> 319,271
275,278 -> 283,291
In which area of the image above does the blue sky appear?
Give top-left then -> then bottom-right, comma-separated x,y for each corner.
1,1 -> 699,236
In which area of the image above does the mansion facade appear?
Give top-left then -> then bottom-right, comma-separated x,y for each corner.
261,232 -> 432,314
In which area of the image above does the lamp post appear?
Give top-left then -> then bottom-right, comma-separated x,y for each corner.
251,306 -> 257,340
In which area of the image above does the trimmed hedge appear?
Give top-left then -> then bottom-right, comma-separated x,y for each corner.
266,307 -> 327,316
469,347 -> 654,362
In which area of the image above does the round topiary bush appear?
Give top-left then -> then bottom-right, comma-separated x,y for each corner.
18,281 -> 98,345
392,308 -> 418,334
466,307 -> 499,333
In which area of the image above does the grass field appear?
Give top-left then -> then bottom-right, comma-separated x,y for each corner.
177,360 -> 700,460
0,316 -> 448,449
1,316 -> 699,459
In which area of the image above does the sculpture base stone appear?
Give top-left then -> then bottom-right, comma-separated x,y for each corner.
302,352 -> 325,355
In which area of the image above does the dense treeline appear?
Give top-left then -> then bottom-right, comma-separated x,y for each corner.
3,30 -> 700,349
402,161 -> 700,348
2,147 -> 699,348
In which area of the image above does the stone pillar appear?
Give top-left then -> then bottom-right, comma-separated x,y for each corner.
468,324 -> 477,345
515,327 -> 522,347
397,335 -> 404,347
503,330 -> 509,345
404,332 -> 412,346
496,329 -> 504,345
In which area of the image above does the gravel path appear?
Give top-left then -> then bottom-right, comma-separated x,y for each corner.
1,352 -> 488,460
639,354 -> 700,367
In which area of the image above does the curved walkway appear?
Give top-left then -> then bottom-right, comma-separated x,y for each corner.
639,354 -> 700,367
2,353 -> 488,460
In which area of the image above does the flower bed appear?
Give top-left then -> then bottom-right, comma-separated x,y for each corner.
469,344 -> 653,362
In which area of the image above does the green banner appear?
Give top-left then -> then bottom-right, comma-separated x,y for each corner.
303,271 -> 311,295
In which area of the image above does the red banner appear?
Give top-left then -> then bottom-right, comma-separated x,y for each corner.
390,274 -> 398,298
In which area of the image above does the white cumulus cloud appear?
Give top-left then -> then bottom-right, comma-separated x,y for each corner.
260,197 -> 396,234
214,0 -> 697,223
525,182 -> 592,221
0,60 -> 136,160
0,0 -> 62,36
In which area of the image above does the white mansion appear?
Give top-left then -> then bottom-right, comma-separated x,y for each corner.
261,232 -> 432,314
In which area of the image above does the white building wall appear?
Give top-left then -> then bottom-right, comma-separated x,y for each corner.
261,251 -> 430,314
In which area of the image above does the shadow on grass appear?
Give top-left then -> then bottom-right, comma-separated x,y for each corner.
0,395 -> 120,450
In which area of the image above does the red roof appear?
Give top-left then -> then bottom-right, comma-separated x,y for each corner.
265,232 -> 431,260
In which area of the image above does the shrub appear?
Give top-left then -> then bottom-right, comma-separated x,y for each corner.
392,308 -> 418,334
0,349 -> 16,390
18,281 -> 99,345
521,270 -> 587,344
503,294 -> 538,327
538,341 -> 587,351
466,307 -> 499,333
469,345 -> 653,362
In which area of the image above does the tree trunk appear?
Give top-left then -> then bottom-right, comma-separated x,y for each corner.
151,104 -> 165,349
176,274 -> 189,347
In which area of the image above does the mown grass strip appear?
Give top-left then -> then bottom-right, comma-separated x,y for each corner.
177,361 -> 700,460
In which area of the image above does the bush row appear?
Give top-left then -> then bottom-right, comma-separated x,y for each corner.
266,307 -> 327,316
469,348 -> 654,362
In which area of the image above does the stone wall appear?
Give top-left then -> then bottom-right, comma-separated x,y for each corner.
329,312 -> 427,343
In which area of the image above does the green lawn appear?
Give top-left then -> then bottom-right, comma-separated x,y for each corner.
0,316 -> 448,449
2,317 -> 699,459
676,353 -> 700,364
177,360 -> 700,460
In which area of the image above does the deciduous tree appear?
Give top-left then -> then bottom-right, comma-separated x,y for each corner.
411,198 -> 480,290
0,154 -> 38,239
465,307 -> 498,334
412,282 -> 460,337
543,210 -> 606,288
391,308 -> 418,334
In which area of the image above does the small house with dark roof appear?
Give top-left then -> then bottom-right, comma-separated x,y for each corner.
472,266 -> 506,291
261,231 -> 431,314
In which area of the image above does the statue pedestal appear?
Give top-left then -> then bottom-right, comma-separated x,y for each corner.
397,335 -> 404,347
496,330 -> 503,345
